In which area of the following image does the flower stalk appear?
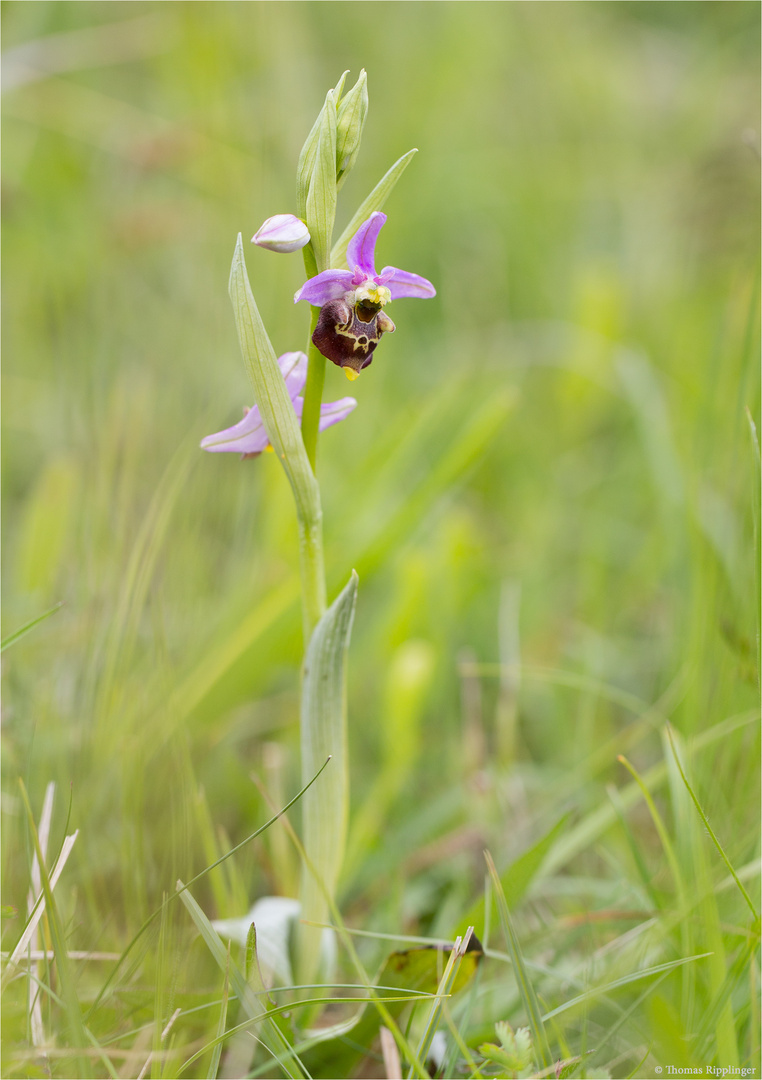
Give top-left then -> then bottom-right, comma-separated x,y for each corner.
301,306 -> 327,472
202,70 -> 436,990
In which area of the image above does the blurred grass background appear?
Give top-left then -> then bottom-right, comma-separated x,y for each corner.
2,3 -> 759,1078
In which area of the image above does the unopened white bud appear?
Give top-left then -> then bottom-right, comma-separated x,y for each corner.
252,214 -> 310,253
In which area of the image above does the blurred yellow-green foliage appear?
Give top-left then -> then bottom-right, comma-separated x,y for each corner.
2,3 -> 760,1077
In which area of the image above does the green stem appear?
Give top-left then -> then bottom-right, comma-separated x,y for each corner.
301,306 -> 327,472
297,514 -> 326,643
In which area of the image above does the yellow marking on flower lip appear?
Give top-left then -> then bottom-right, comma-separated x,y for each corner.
343,368 -> 360,381
355,282 -> 392,307
264,444 -> 275,453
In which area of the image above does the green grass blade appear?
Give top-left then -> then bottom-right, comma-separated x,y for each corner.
457,814 -> 568,938
542,709 -> 757,876
88,757 -> 331,1019
485,849 -> 552,1070
617,754 -> 684,899
541,952 -> 712,1022
665,723 -> 759,922
408,929 -> 474,1079
1,601 -> 63,652
177,882 -> 308,1080
206,949 -> 230,1080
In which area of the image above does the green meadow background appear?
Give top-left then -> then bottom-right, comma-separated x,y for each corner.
2,3 -> 759,1078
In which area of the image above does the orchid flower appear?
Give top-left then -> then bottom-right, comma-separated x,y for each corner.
200,351 -> 356,458
294,211 -> 435,378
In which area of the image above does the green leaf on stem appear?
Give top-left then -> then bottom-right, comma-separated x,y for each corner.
331,148 -> 418,269
298,570 -> 359,984
305,90 -> 338,272
228,235 -> 326,638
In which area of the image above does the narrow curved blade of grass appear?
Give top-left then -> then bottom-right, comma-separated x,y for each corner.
540,951 -> 712,1022
456,814 -> 567,937
606,783 -> 661,909
541,709 -> 757,878
1,601 -> 63,652
695,936 -> 759,1060
583,970 -> 671,1070
666,723 -> 759,922
351,389 -> 516,581
747,407 -> 761,683
88,757 -> 331,1019
298,570 -> 358,985
266,803 -> 435,1080
617,754 -> 684,900
206,951 -> 230,1080
485,849 -> 552,1070
177,882 -> 308,1080
331,148 -> 417,268
181,989 -> 435,1078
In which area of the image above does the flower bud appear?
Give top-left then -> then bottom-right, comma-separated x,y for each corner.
252,214 -> 310,253
335,69 -> 368,189
296,71 -> 347,220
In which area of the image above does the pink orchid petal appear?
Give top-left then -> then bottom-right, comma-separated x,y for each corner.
201,352 -> 309,454
294,269 -> 355,305
318,396 -> 357,430
202,351 -> 356,456
380,265 -> 436,300
346,212 -> 386,277
200,405 -> 270,455
292,396 -> 357,431
278,351 -> 308,399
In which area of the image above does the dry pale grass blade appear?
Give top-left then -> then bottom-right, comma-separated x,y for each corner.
8,830 -> 79,971
409,928 -> 475,1077
2,950 -> 120,962
380,1026 -> 402,1080
27,781 -> 56,1052
135,1008 -> 182,1080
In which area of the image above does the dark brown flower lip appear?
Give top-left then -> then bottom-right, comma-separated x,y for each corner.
312,298 -> 395,377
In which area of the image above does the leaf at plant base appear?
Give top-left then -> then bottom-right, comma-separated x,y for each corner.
297,571 -> 359,984
302,936 -> 483,1080
214,895 -> 337,987
178,882 -> 308,1079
